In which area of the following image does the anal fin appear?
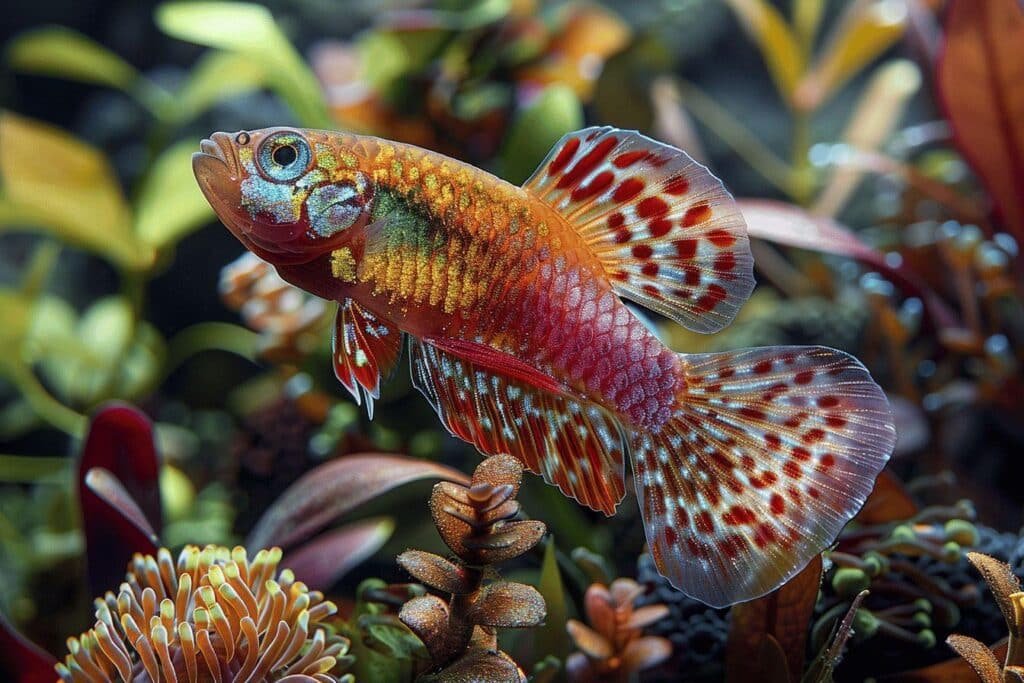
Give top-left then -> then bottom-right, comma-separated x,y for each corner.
333,298 -> 403,418
411,337 -> 626,514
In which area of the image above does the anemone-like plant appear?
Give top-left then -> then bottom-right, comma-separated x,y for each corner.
57,545 -> 351,683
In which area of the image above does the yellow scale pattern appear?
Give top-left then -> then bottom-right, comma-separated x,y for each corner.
355,143 -> 563,317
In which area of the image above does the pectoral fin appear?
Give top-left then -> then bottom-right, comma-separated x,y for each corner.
332,298 -> 403,418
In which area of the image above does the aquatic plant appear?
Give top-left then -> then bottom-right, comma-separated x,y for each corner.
397,454 -> 546,681
56,544 -> 351,682
944,552 -> 1024,682
311,0 -> 629,175
565,578 -> 672,683
220,252 -> 330,362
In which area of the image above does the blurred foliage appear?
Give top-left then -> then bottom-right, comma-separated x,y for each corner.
0,0 -> 1023,681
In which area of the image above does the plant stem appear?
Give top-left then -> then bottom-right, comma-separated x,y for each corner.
0,454 -> 69,482
674,80 -> 797,197
790,111 -> 815,205
163,322 -> 261,380
3,362 -> 86,436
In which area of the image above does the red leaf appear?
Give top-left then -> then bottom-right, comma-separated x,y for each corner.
936,0 -> 1024,245
247,453 -> 470,549
739,199 -> 958,328
855,470 -> 919,525
77,403 -> 161,595
725,555 -> 823,683
282,518 -> 394,591
0,610 -> 56,683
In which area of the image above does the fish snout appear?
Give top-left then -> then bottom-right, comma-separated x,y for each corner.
194,131 -> 238,176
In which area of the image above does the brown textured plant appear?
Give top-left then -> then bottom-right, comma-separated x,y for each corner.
565,578 -> 671,683
945,552 -> 1024,682
397,455 -> 547,681
57,545 -> 351,682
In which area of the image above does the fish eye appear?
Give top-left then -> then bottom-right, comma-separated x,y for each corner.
257,132 -> 311,182
273,144 -> 297,166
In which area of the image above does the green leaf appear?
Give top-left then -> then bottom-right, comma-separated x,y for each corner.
156,2 -> 331,127
6,27 -> 172,117
535,538 -> 571,663
173,49 -> 268,122
6,26 -> 139,90
0,288 -> 32,352
134,140 -> 214,249
0,111 -> 151,269
724,0 -> 805,102
796,0 -> 908,111
499,84 -> 583,185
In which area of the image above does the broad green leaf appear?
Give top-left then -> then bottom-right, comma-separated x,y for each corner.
173,49 -> 268,122
134,140 -> 214,248
6,26 -> 139,91
796,0 -> 908,110
355,31 -> 413,92
499,85 -> 583,185
156,2 -> 331,127
0,112 -> 150,269
724,0 -> 805,102
6,27 -> 171,117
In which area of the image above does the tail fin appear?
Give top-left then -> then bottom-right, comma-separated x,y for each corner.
630,346 -> 894,607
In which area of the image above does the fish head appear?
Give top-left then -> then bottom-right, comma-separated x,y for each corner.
193,127 -> 374,266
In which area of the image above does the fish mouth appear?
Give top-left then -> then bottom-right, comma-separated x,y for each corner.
193,132 -> 258,255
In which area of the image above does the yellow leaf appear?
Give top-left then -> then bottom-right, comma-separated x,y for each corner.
172,50 -> 267,123
6,26 -> 139,90
796,0 -> 909,111
0,111 -> 151,268
723,0 -> 805,102
134,140 -> 214,249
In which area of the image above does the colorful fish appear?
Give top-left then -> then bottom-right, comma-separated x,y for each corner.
193,126 -> 896,607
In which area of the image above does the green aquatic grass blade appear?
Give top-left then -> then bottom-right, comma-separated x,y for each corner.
156,1 -> 332,127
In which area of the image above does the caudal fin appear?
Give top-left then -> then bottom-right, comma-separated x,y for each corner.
630,346 -> 894,607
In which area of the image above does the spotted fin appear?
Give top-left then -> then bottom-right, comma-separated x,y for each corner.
410,336 -> 627,514
332,298 -> 403,418
630,346 -> 894,607
523,126 -> 754,333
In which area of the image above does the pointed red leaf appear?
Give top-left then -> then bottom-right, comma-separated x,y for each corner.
77,403 -> 161,595
282,518 -> 394,591
739,199 -> 957,328
247,453 -> 469,549
0,610 -> 56,683
936,0 -> 1024,245
726,554 -> 823,683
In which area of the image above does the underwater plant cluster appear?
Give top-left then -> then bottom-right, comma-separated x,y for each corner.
2,0 -> 1024,681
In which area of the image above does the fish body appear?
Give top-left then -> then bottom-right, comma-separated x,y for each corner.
194,126 -> 896,607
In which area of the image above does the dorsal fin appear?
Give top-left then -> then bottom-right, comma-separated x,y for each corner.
522,126 -> 754,333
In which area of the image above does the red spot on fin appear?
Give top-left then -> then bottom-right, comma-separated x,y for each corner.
522,126 -> 755,335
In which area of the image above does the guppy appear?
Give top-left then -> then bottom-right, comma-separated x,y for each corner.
194,126 -> 895,607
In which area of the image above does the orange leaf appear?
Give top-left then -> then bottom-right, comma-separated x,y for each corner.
854,469 -> 919,524
936,0 -> 1024,243
725,554 -> 823,683
886,637 -> 1009,682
